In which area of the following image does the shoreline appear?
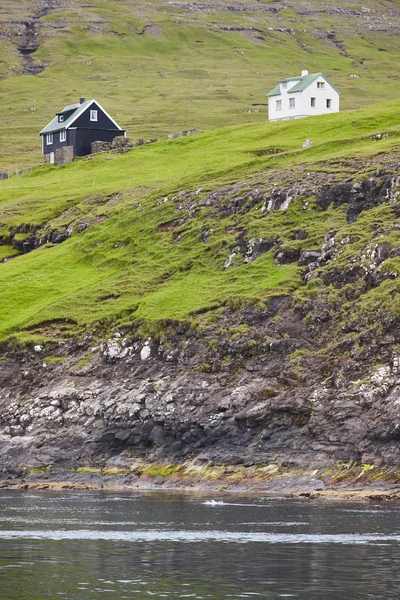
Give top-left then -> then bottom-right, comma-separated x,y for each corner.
2,481 -> 400,502
1,462 -> 400,501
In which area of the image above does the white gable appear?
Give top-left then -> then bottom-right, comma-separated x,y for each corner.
268,71 -> 340,122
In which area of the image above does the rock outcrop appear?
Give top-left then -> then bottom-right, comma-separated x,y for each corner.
0,301 -> 398,471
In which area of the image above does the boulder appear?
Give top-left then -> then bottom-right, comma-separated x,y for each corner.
299,250 -> 321,266
274,247 -> 301,264
111,136 -> 134,153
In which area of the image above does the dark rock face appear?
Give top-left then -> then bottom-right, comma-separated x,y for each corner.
274,247 -> 301,264
298,251 -> 321,266
1,220 -> 101,256
0,305 -> 398,472
317,175 -> 398,223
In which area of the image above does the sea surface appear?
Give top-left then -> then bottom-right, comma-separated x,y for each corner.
0,490 -> 399,599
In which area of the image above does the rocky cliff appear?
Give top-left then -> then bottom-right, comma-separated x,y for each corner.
1,155 -> 399,480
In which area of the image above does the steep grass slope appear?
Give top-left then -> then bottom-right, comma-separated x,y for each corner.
0,100 -> 399,347
0,100 -> 399,472
2,0 -> 400,170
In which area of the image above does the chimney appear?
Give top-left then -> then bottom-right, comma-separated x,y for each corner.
301,70 -> 309,77
79,97 -> 86,104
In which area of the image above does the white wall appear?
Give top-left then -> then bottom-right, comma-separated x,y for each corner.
268,76 -> 339,122
268,92 -> 304,121
301,77 -> 340,117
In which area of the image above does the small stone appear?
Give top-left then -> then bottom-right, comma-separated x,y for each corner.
298,251 -> 321,266
140,346 -> 151,361
224,252 -> 236,269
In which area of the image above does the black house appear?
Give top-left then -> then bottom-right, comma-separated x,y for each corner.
40,98 -> 126,165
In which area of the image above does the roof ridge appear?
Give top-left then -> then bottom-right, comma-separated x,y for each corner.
40,99 -> 124,136
267,72 -> 339,97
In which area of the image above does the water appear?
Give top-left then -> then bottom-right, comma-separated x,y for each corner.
0,491 -> 399,599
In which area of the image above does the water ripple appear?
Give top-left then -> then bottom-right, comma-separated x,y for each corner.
0,529 -> 399,545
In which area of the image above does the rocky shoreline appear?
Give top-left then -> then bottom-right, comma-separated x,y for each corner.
1,461 -> 400,502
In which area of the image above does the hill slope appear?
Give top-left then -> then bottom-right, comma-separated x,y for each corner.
0,103 -> 399,476
2,0 -> 400,170
0,0 -> 400,482
0,101 -> 400,340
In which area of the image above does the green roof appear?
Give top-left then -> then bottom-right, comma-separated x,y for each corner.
267,72 -> 341,97
40,100 -> 93,135
267,84 -> 281,97
288,72 -> 321,92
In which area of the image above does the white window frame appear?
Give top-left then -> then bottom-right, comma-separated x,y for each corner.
282,82 -> 287,90
289,97 -> 295,109
46,134 -> 53,145
326,99 -> 332,109
311,97 -> 316,108
60,130 -> 67,142
59,115 -> 64,122
90,110 -> 98,122
276,99 -> 282,111
317,82 -> 325,89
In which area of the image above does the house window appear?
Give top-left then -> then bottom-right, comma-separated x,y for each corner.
46,134 -> 53,145
276,100 -> 282,111
90,110 -> 98,122
60,130 -> 67,142
317,82 -> 325,89
59,115 -> 64,122
326,99 -> 332,109
282,82 -> 287,90
289,98 -> 296,109
311,97 -> 316,108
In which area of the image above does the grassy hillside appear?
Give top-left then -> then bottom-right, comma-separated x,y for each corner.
0,100 -> 399,343
2,0 -> 400,170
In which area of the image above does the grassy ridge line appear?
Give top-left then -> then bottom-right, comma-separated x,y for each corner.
1,101 -> 400,229
0,100 -> 399,343
2,0 -> 400,170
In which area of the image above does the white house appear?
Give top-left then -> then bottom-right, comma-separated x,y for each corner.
267,70 -> 340,122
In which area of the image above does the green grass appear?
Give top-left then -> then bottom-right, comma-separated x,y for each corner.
1,0 -> 400,345
2,0 -> 400,171
0,98 -> 399,342
0,246 -> 20,261
1,100 -> 400,229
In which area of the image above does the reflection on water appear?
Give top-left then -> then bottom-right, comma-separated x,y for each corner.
0,491 -> 399,599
